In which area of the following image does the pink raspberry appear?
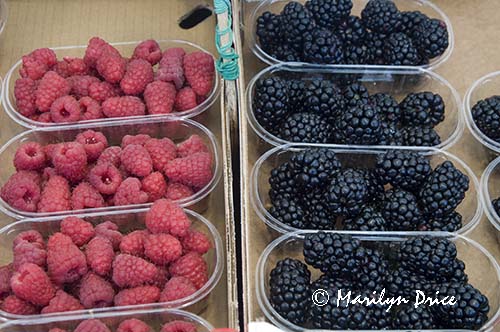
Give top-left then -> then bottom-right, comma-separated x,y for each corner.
42,167 -> 57,182
114,177 -> 149,206
63,57 -> 89,76
71,181 -> 104,211
160,276 -> 197,302
79,97 -> 103,121
78,272 -> 115,309
47,232 -> 73,250
38,112 -> 52,122
13,230 -> 44,248
96,51 -> 126,84
53,60 -> 71,78
174,87 -> 198,112
69,75 -> 100,98
150,267 -> 169,289
122,134 -> 151,148
13,241 -> 47,270
97,146 -> 122,167
1,295 -> 39,315
161,321 -> 196,332
181,229 -> 212,255
44,143 -> 61,160
85,236 -> 114,276
102,96 -> 146,118
141,172 -> 167,202
1,171 -> 41,212
89,163 -> 123,195
75,130 -> 108,161
120,59 -> 154,95
112,254 -> 159,288
133,40 -> 162,65
120,230 -> 148,257
75,319 -> 111,332
144,233 -> 182,265
145,199 -> 191,237
50,95 -> 81,123
47,233 -> 88,284
52,142 -> 88,183
114,285 -> 160,307
121,144 -> 153,177
183,51 -> 214,96
38,175 -> 71,212
177,135 -> 209,158
144,138 -> 177,172
156,48 -> 185,89
117,318 -> 152,332
84,37 -> 120,67
14,142 -> 46,171
14,78 -> 38,117
61,216 -> 95,246
89,81 -> 120,102
95,221 -> 122,250
143,81 -> 176,114
35,71 -> 71,112
11,263 -> 56,306
41,290 -> 83,314
165,152 -> 212,190
169,252 -> 208,289
20,48 -> 57,80
0,264 -> 13,296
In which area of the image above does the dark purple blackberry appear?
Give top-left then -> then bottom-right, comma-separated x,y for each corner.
400,11 -> 429,37
442,258 -> 468,284
305,0 -> 353,28
369,93 -> 401,124
394,306 -> 437,329
418,161 -> 469,217
400,92 -> 445,127
253,77 -> 290,135
286,79 -> 306,110
493,198 -> 500,217
269,162 -> 296,201
383,32 -> 421,66
413,18 -> 449,59
365,31 -> 387,64
278,112 -> 332,143
401,126 -> 441,147
353,247 -> 389,292
268,44 -> 302,62
269,197 -> 307,229
361,0 -> 402,33
303,79 -> 345,123
306,192 -> 337,230
380,189 -> 422,231
379,122 -> 404,146
325,168 -> 369,217
280,2 -> 317,51
471,96 -> 500,141
344,44 -> 370,64
385,267 -> 433,298
360,168 -> 385,201
311,274 -> 352,292
343,206 -> 386,231
334,104 -> 383,145
303,29 -> 344,64
418,211 -> 463,232
336,16 -> 367,46
256,12 -> 283,51
343,83 -> 370,107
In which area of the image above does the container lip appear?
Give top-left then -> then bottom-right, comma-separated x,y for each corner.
463,70 -> 500,153
248,0 -> 454,71
245,63 -> 464,151
0,117 -> 222,219
251,143 -> 482,235
256,231 -> 500,332
0,208 -> 224,320
1,39 -> 221,129
480,156 -> 500,233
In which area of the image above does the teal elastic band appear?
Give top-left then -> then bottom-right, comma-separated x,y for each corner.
213,0 -> 239,80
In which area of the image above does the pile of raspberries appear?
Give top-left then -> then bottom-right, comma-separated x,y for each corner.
14,37 -> 215,124
44,318 -> 202,332
0,130 -> 214,213
0,200 -> 213,316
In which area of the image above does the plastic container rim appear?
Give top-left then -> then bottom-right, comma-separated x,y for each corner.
480,156 -> 500,233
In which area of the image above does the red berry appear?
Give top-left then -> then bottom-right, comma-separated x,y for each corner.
165,152 -> 212,190
47,233 -> 88,284
122,134 -> 151,148
160,276 -> 197,302
114,285 -> 160,307
74,319 -> 111,332
78,272 -> 115,309
50,95 -> 81,123
84,36 -> 120,67
181,229 -> 212,255
1,171 -> 41,212
120,59 -> 154,95
141,172 -> 167,202
62,57 -> 89,76
38,175 -> 71,213
183,51 -> 214,96
102,96 -> 146,118
14,142 -> 46,171
71,182 -> 105,210
61,216 -> 95,246
13,241 -> 47,270
112,254 -> 159,288
52,142 -> 88,183
86,236 -> 114,277
120,230 -> 148,257
121,144 -> 153,177
20,48 -> 57,80
144,138 -> 177,172
75,130 -> 108,162
150,267 -> 169,289
88,163 -> 123,195
94,221 -> 122,250
13,230 -> 44,248
133,39 -> 162,65
14,77 -> 37,117
68,75 -> 100,98
156,48 -> 186,89
47,232 -> 73,250
11,263 -> 56,306
114,177 -> 149,206
96,51 -> 126,84
144,81 -> 176,114
41,290 -> 83,314
145,199 -> 191,237
97,146 -> 122,168
88,81 -> 120,102
161,321 -> 197,332
0,264 -> 13,297
169,252 -> 208,289
117,319 -> 152,332
36,71 -> 71,112
1,295 -> 39,315
177,135 -> 209,158
175,87 -> 198,112
144,233 -> 182,265
79,96 -> 103,121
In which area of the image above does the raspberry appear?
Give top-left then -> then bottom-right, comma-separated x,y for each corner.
75,130 -> 108,161
74,319 -> 111,332
11,263 -> 55,306
42,167 -> 57,182
150,267 -> 169,288
177,135 -> 209,158
62,57 -> 89,76
44,144 -> 61,160
144,233 -> 182,265
47,233 -> 88,284
61,216 -> 95,246
14,78 -> 37,117
69,75 -> 100,98
1,295 -> 38,315
183,51 -> 214,96
156,48 -> 185,89
1,171 -> 41,212
89,81 -> 120,102
175,87 -> 198,112
161,321 -> 196,332
114,177 -> 149,206
78,272 -> 115,308
38,175 -> 71,212
41,290 -> 83,314
114,285 -> 160,306
169,252 -> 208,289
122,134 -> 151,148
165,152 -> 212,189
38,112 -> 52,122
144,138 -> 177,172
20,48 -> 57,80
89,163 -> 123,195
117,319 -> 152,332
120,59 -> 154,95
95,221 -> 122,250
145,199 -> 191,236
96,51 -> 126,84
181,229 -> 211,255
102,96 -> 146,118
160,276 -> 197,302
84,37 -> 120,67
133,39 -> 162,65
35,71 -> 71,112
14,142 -> 46,171
0,264 -> 13,296
79,97 -> 103,121
112,254 -> 159,288
141,172 -> 167,201
54,61 -> 71,78
120,144 -> 153,177
50,95 -> 81,123
97,146 -> 122,167
52,142 -> 88,183
13,241 -> 47,270
86,236 -> 114,276
71,182 -> 105,210
144,81 -> 176,114
13,230 -> 44,248
120,230 -> 148,257
165,182 -> 194,201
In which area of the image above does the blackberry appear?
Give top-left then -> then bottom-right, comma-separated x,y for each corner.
334,104 -> 383,145
278,112 -> 332,143
442,258 -> 468,284
375,149 -> 432,191
269,258 -> 311,326
380,189 -> 422,231
413,18 -> 449,59
365,31 -> 387,64
471,96 -> 500,141
343,205 -> 387,231
431,282 -> 489,330
361,169 -> 385,201
361,0 -> 402,34
253,77 -> 290,134
269,197 -> 307,229
305,0 -> 353,28
306,193 -> 337,230
344,44 -> 370,65
303,29 -> 344,64
369,93 -> 401,124
268,44 -> 302,62
311,274 -> 352,292
303,79 -> 345,123
280,2 -> 316,51
393,306 -> 436,329
335,15 -> 367,46
343,83 -> 369,107
418,161 -> 469,217
385,267 -> 433,298
383,32 -> 421,66
269,162 -> 296,201
379,122 -> 404,146
493,198 -> 500,217
256,12 -> 282,50
418,211 -> 463,232
400,11 -> 429,37
325,168 -> 369,217
400,92 -> 445,127
401,126 -> 441,147
286,79 -> 306,110
354,247 -> 388,292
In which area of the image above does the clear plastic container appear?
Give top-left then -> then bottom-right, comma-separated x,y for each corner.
246,64 -> 463,150
0,0 -> 7,37
0,117 -> 221,219
256,231 -> 500,332
480,156 -> 500,243
247,0 -> 454,70
0,207 -> 224,321
1,39 -> 220,129
252,144 -> 481,235
0,308 -> 214,331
